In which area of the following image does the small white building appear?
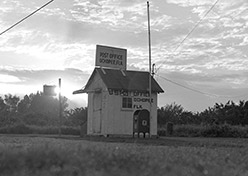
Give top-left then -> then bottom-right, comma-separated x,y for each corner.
73,67 -> 164,137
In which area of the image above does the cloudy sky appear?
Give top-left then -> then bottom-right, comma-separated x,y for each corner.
0,0 -> 247,111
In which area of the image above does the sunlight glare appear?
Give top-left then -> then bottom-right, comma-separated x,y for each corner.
55,86 -> 61,95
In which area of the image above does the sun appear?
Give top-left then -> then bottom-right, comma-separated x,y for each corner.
54,85 -> 73,98
54,86 -> 60,95
51,80 -> 88,108
55,84 -> 87,102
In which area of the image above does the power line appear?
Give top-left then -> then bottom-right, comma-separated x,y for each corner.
0,0 -> 54,36
155,0 -> 220,74
156,74 -> 218,97
153,0 -> 248,100
156,74 -> 248,99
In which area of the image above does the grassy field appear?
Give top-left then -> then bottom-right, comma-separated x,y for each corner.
0,135 -> 248,176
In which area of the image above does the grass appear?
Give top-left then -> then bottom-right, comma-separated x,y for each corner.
1,123 -> 248,138
0,124 -> 81,135
0,135 -> 248,176
158,124 -> 248,138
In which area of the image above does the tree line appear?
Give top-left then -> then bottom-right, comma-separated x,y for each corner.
0,92 -> 87,127
158,101 -> 248,126
1,92 -> 247,129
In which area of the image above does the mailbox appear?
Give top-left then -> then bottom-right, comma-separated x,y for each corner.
133,109 -> 150,138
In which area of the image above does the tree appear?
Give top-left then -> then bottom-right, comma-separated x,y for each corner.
64,107 -> 87,126
0,97 -> 6,113
28,92 -> 69,119
198,100 -> 248,126
17,95 -> 31,113
4,94 -> 20,113
158,102 -> 184,125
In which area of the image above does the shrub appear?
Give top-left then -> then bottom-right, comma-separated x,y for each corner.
20,113 -> 50,126
29,126 -> 80,135
166,122 -> 174,135
231,126 -> 248,138
61,126 -> 80,135
0,125 -> 80,135
174,125 -> 202,137
158,124 -> 248,138
200,124 -> 248,138
157,126 -> 166,136
0,123 -> 32,134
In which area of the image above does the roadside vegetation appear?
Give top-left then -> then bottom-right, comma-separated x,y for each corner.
0,93 -> 248,138
158,101 -> 248,138
0,92 -> 86,135
1,94 -> 248,175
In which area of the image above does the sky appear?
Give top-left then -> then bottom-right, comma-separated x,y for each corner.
0,0 -> 248,112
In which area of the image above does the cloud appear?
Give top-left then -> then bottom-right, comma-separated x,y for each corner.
0,67 -> 91,102
1,0 -> 248,111
0,74 -> 22,83
69,0 -> 149,33
153,0 -> 248,80
157,70 -> 248,99
0,0 -> 154,73
0,67 -> 89,85
167,0 -> 214,7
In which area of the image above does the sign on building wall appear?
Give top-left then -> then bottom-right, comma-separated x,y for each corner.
108,89 -> 154,110
95,45 -> 127,70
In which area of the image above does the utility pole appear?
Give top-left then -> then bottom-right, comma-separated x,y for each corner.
147,1 -> 152,138
58,78 -> 62,136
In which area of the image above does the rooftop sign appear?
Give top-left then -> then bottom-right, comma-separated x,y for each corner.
95,45 -> 127,70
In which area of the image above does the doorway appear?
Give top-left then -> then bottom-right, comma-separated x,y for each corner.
133,109 -> 150,138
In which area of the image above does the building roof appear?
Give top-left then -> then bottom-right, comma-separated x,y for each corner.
73,67 -> 164,94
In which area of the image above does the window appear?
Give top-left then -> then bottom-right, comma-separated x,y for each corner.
122,97 -> 132,109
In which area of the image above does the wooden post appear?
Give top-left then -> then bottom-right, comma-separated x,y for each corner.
58,78 -> 62,136
147,1 -> 152,138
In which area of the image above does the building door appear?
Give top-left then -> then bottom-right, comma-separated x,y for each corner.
93,92 -> 102,133
133,109 -> 150,137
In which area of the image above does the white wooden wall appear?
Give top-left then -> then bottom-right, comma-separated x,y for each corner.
86,72 -> 158,136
